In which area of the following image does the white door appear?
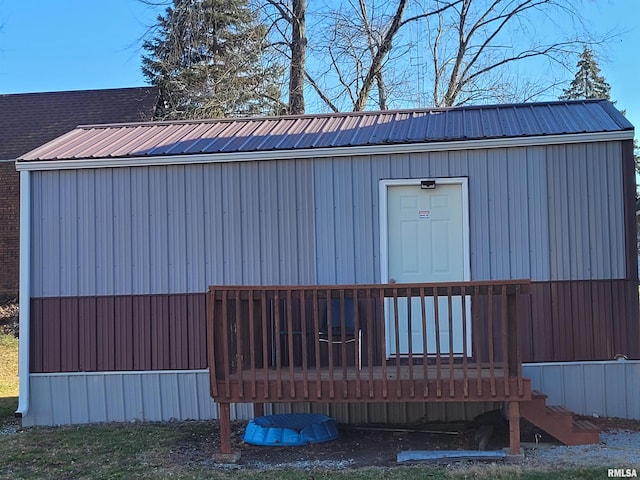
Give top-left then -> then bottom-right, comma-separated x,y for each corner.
383,180 -> 471,356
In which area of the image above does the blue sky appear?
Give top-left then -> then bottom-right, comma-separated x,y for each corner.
0,0 -> 637,128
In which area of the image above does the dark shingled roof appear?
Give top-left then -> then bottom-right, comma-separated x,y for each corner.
18,99 -> 633,162
1,87 -> 160,159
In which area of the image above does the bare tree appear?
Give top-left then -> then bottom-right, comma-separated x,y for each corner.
423,0 -> 594,107
297,0 -> 461,111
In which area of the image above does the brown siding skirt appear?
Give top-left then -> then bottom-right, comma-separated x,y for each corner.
30,280 -> 639,374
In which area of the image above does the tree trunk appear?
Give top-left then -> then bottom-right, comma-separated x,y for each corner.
288,0 -> 306,114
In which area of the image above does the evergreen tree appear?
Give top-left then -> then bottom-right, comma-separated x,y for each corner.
560,47 -> 611,100
142,0 -> 283,119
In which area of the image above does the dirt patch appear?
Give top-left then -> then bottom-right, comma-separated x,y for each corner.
167,413 -> 582,469
169,414 -> 640,470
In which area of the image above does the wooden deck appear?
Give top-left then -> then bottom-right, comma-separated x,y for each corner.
207,280 -> 532,457
215,364 -> 531,403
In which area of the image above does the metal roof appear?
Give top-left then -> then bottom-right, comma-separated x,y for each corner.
18,99 -> 633,162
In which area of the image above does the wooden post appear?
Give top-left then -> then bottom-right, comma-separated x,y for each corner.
253,402 -> 264,418
507,287 -> 524,396
508,401 -> 521,455
214,402 -> 241,463
219,402 -> 232,454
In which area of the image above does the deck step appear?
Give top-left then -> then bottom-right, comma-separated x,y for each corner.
545,405 -> 573,416
573,419 -> 599,433
531,390 -> 547,400
520,392 -> 600,446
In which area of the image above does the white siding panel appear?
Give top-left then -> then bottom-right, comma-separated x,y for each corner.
59,171 -> 79,295
587,144 -> 607,278
40,171 -> 61,297
185,165 -> 207,291
507,148 -> 530,279
295,159 -> 317,284
523,361 -> 640,419
333,158 -> 356,283
547,145 -> 572,279
23,371 -> 256,427
105,374 -> 126,422
29,141 -> 627,297
95,170 -> 115,295
314,158 -> 338,283
467,150 -> 491,279
240,164 -> 261,284
131,168 -> 151,294
122,374 -> 145,421
606,142 -> 625,277
409,151 -> 431,177
277,161 -> 302,283
352,157 -> 376,283
86,374 -> 108,423
427,151 -> 449,177
30,172 -> 44,296
167,166 -> 188,293
526,147 -> 550,280
68,374 -> 90,424
148,168 -> 170,293
448,150 -> 469,178
160,372 -> 182,420
29,375 -> 53,425
256,161 -> 279,284
221,164 -> 243,283
567,144 -> 588,279
112,168 -> 133,295
203,164 -> 225,285
487,149 -> 510,278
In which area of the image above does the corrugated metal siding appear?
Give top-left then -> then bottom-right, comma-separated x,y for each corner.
30,280 -> 638,373
547,143 -> 624,280
523,360 -> 640,420
519,280 -> 640,362
23,371 -> 256,427
30,294 -> 208,373
30,142 -> 626,297
32,160 -> 317,297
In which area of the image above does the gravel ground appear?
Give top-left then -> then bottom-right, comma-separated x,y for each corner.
525,430 -> 640,469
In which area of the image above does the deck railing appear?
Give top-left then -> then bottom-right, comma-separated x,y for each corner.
207,280 -> 530,404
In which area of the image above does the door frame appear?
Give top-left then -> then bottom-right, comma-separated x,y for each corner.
378,177 -> 471,284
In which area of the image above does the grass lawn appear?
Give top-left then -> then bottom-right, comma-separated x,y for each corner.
0,419 -> 610,480
0,333 -> 18,418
